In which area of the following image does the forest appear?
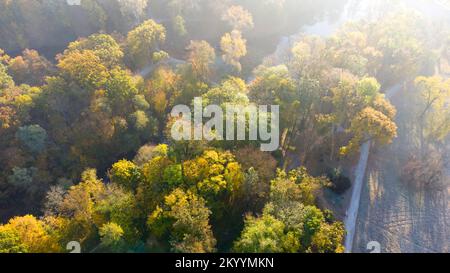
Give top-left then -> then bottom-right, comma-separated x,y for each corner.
0,0 -> 449,253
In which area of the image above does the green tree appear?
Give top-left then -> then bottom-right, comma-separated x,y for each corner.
249,65 -> 298,156
16,124 -> 47,153
95,185 -> 140,244
130,110 -> 151,131
173,15 -> 187,37
0,63 -> 13,89
233,213 -> 299,253
270,168 -> 326,207
105,68 -> 140,115
163,164 -> 183,187
302,206 -> 325,247
7,167 -> 37,188
203,77 -> 249,107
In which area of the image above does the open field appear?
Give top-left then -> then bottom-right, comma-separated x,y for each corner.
353,89 -> 450,253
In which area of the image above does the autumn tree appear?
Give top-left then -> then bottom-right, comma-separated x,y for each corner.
401,149 -> 445,191
328,28 -> 382,77
0,215 -> 59,253
133,144 -> 169,166
0,49 -> 10,64
115,0 -> 149,27
7,49 -> 54,86
57,50 -> 109,91
146,67 -> 182,136
270,167 -> 327,207
183,150 -> 244,210
340,107 -> 398,156
234,147 -> 277,212
349,12 -> 430,85
57,169 -> 106,247
147,188 -> 216,253
44,168 -> 142,250
125,20 -> 166,70
0,225 -> 28,253
284,37 -> 341,164
330,77 -> 398,156
40,42 -> 154,176
136,153 -> 175,217
64,34 -> 124,68
186,40 -> 216,81
222,5 -> 254,32
98,222 -> 125,253
331,76 -> 377,127
220,30 -> 247,72
414,76 -> 450,149
164,117 -> 210,162
310,221 -> 345,253
109,160 -> 141,192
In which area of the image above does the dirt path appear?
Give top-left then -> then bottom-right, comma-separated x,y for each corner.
351,86 -> 449,253
344,141 -> 371,251
344,84 -> 403,252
